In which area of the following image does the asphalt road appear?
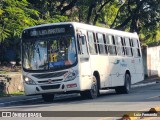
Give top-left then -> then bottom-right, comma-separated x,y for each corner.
0,83 -> 160,120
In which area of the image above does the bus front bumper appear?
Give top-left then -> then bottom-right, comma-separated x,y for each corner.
24,81 -> 81,96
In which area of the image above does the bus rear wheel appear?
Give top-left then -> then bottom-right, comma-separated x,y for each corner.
115,73 -> 131,94
42,94 -> 55,102
81,76 -> 98,99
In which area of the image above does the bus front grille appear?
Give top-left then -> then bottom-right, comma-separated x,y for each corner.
38,79 -> 63,84
32,71 -> 67,79
41,84 -> 60,90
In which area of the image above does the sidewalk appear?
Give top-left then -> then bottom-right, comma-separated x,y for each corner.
132,76 -> 160,88
0,76 -> 160,107
0,95 -> 42,107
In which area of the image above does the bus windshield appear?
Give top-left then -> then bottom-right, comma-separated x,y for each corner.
22,36 -> 77,70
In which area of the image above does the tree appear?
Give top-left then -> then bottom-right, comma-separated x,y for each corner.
0,0 -> 159,63
27,0 -> 68,24
110,0 -> 160,44
0,0 -> 39,42
0,0 -> 39,62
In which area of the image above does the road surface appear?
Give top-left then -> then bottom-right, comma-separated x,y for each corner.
0,83 -> 160,120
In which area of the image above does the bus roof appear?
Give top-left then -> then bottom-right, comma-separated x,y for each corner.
24,22 -> 139,39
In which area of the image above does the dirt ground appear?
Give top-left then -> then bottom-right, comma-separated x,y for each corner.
0,64 -> 21,73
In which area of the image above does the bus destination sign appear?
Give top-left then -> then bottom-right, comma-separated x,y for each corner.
22,24 -> 74,39
30,28 -> 65,36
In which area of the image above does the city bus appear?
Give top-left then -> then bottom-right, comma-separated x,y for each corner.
21,22 -> 144,102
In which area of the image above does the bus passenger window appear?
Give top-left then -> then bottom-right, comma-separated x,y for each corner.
124,37 -> 130,47
121,37 -> 125,55
125,47 -> 132,56
97,33 -> 105,54
77,35 -> 82,54
88,32 -> 97,54
115,36 -> 123,56
137,49 -> 141,56
132,48 -> 140,57
115,36 -> 122,46
124,37 -> 132,56
132,38 -> 141,57
106,34 -> 113,45
132,38 -> 139,48
108,45 -> 116,55
78,34 -> 88,55
117,46 -> 123,56
106,34 -> 116,55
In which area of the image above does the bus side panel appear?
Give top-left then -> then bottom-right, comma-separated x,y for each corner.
89,55 -> 111,88
78,56 -> 93,91
109,56 -> 124,87
132,57 -> 144,84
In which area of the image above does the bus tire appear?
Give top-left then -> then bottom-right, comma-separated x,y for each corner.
80,91 -> 88,98
115,73 -> 131,94
42,94 -> 54,102
87,76 -> 98,99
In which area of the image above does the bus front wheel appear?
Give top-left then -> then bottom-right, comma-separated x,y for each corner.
81,76 -> 98,99
115,73 -> 131,94
42,94 -> 55,102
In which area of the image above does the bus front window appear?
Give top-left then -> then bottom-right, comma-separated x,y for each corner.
48,36 -> 77,69
22,36 -> 77,71
23,41 -> 48,70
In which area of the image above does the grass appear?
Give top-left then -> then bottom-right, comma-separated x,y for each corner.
0,71 -> 8,74
10,91 -> 24,95
0,91 -> 24,97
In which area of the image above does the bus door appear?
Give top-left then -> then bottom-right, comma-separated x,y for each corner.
77,30 -> 91,77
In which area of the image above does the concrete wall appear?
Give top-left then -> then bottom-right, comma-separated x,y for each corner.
0,73 -> 24,94
146,46 -> 160,77
142,46 -> 148,77
7,73 -> 24,93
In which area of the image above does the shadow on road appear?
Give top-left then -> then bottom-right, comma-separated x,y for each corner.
1,83 -> 160,110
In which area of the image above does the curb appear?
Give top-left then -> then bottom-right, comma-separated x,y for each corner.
131,82 -> 157,88
0,93 -> 78,107
0,97 -> 42,107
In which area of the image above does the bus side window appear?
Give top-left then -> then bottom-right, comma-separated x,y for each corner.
121,37 -> 125,55
104,35 -> 108,54
78,34 -> 88,55
115,36 -> 123,56
132,38 -> 141,57
137,40 -> 141,56
106,34 -> 116,55
97,33 -> 105,54
129,39 -> 133,56
124,37 -> 132,57
77,35 -> 82,54
87,31 -> 97,54
81,35 -> 88,56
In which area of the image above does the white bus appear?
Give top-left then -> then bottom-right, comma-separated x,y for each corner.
21,22 -> 144,102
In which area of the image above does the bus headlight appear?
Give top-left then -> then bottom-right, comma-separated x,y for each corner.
64,71 -> 77,82
23,76 -> 36,85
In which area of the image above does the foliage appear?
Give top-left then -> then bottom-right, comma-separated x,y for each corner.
0,0 -> 39,42
110,0 -> 160,44
96,1 -> 121,27
1,0 -> 159,44
27,0 -> 69,24
0,0 -> 69,42
0,0 -> 68,62
0,0 -> 160,62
